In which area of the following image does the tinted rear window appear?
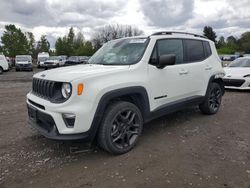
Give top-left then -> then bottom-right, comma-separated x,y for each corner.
184,40 -> 205,62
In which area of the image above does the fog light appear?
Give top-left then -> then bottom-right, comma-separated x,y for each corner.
62,113 -> 76,128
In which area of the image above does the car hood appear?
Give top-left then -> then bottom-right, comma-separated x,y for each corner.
224,67 -> 250,78
16,61 -> 31,64
34,64 -> 130,82
45,60 -> 58,63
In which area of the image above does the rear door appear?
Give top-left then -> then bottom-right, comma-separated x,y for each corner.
183,39 -> 212,95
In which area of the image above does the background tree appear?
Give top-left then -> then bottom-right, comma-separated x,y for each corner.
239,32 -> 250,53
217,36 -> 226,49
1,24 -> 29,57
36,35 -> 50,53
92,24 -> 144,49
26,32 -> 36,58
203,26 -> 217,43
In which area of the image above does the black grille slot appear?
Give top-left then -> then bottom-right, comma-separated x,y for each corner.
32,78 -> 56,100
223,79 -> 245,87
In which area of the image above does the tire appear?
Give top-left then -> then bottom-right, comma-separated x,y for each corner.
98,101 -> 143,155
199,82 -> 223,115
16,68 -> 19,72
0,67 -> 3,74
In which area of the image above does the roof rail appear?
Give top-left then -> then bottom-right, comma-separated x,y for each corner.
151,31 -> 207,39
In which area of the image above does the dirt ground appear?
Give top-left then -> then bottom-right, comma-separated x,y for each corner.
0,68 -> 250,188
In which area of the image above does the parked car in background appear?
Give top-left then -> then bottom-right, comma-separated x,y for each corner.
64,56 -> 83,66
0,55 -> 9,74
223,57 -> 250,90
15,55 -> 33,71
222,55 -> 239,61
59,55 -> 67,65
79,56 -> 90,63
37,52 -> 49,68
5,57 -> 12,69
44,56 -> 64,69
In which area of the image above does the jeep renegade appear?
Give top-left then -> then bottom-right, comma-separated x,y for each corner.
27,31 -> 225,154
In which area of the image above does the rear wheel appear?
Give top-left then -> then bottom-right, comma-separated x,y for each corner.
199,82 -> 223,115
98,101 -> 143,155
0,67 -> 3,74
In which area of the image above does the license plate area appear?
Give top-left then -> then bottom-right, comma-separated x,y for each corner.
28,105 -> 37,122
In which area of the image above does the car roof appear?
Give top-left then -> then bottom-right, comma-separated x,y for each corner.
110,31 -> 211,42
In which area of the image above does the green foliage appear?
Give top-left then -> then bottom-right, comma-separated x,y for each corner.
239,32 -> 250,53
26,32 -> 36,58
203,26 -> 217,43
37,35 -> 50,53
55,27 -> 95,56
217,47 -> 235,55
2,24 -> 250,58
1,24 -> 30,57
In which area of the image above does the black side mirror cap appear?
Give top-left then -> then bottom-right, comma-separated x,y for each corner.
157,54 -> 176,69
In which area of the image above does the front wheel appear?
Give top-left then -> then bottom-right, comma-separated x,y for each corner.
0,67 -> 3,74
199,82 -> 223,115
98,101 -> 143,155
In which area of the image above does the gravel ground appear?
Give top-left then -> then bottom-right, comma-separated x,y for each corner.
0,68 -> 250,188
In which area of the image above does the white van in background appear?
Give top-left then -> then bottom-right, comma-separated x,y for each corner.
37,52 -> 49,68
0,55 -> 9,74
15,55 -> 33,71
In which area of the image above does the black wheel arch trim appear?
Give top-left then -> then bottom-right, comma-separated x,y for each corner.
206,74 -> 225,96
87,86 -> 151,141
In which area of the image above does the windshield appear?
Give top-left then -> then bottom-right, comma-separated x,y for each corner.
38,57 -> 48,62
48,56 -> 60,60
68,56 -> 78,61
89,38 -> 149,65
16,56 -> 31,62
229,58 -> 250,67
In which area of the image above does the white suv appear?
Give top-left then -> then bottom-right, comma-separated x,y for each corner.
27,31 -> 225,154
0,55 -> 9,74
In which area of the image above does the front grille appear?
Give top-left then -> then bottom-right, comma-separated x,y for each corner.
44,62 -> 54,65
32,78 -> 55,100
223,79 -> 245,87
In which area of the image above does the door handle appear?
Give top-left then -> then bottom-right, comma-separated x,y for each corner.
179,70 -> 189,75
205,66 -> 212,70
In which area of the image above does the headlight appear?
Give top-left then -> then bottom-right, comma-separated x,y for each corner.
61,83 -> 72,99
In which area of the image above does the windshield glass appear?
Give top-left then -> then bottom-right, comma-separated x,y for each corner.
89,38 -> 149,65
68,56 -> 78,61
16,56 -> 31,62
38,57 -> 48,62
48,56 -> 59,60
229,58 -> 250,67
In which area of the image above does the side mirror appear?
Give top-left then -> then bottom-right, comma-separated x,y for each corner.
157,54 -> 176,69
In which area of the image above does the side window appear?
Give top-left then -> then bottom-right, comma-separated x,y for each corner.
203,41 -> 212,58
157,39 -> 184,64
184,40 -> 205,62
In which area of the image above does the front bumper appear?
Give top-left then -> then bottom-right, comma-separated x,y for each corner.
27,103 -> 93,141
223,78 -> 250,90
26,91 -> 98,141
16,63 -> 32,70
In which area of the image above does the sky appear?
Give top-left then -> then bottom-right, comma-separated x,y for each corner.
0,0 -> 250,48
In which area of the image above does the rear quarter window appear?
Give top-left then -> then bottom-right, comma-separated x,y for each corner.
203,41 -> 212,58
